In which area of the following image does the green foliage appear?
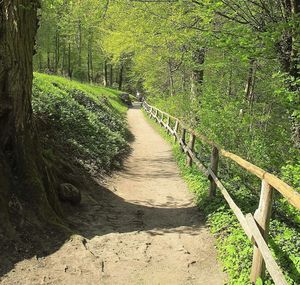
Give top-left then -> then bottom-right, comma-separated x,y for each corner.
35,0 -> 129,90
278,160 -> 300,230
282,162 -> 300,192
101,0 -> 300,174
32,73 -> 130,173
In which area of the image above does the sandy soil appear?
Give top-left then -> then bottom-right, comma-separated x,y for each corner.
0,107 -> 226,285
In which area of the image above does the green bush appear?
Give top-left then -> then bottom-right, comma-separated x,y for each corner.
32,73 -> 130,173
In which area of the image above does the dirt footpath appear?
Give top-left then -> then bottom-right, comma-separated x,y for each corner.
0,108 -> 226,285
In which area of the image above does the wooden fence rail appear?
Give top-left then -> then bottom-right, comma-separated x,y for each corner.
142,101 -> 300,285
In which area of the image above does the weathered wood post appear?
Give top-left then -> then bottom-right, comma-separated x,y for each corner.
167,116 -> 170,132
174,120 -> 179,142
250,180 -> 274,283
181,128 -> 186,152
160,112 -> 164,126
155,109 -> 158,121
209,146 -> 219,197
186,134 -> 196,167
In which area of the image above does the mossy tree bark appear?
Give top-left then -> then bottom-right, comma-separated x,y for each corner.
0,0 -> 62,237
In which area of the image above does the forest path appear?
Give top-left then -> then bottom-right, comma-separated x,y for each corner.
1,107 -> 226,285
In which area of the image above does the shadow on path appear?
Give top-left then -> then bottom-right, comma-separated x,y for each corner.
0,162 -> 205,280
0,104 -> 206,282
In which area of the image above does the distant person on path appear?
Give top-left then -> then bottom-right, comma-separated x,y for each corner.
136,91 -> 144,102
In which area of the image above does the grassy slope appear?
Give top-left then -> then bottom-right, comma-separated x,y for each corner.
143,111 -> 300,285
32,73 -> 130,174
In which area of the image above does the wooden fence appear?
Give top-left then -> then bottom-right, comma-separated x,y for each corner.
142,101 -> 300,285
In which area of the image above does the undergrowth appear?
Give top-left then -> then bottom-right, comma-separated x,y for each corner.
143,111 -> 300,285
32,73 -> 130,174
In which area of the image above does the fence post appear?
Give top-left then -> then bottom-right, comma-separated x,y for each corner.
250,180 -> 274,283
167,116 -> 170,131
209,146 -> 219,197
160,112 -> 164,126
181,128 -> 186,152
186,134 -> 196,166
174,120 -> 179,142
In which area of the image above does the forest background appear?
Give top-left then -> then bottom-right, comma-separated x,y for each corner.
33,1 -> 300,283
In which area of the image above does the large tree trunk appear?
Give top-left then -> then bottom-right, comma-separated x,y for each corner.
0,0 -> 62,236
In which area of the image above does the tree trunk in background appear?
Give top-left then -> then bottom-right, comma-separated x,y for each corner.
38,53 -> 43,71
118,63 -> 124,90
245,58 -> 257,110
168,60 -> 175,96
277,0 -> 300,147
290,0 -> 300,78
109,64 -> 113,86
181,68 -> 188,94
62,43 -> 66,75
0,0 -> 63,236
90,53 -> 93,83
190,48 -> 205,103
47,50 -> 51,71
77,20 -> 82,68
87,48 -> 91,82
190,48 -> 205,124
103,60 -> 108,87
87,38 -> 94,83
87,38 -> 93,83
290,0 -> 300,147
54,30 -> 60,73
278,0 -> 299,77
68,43 -> 72,78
